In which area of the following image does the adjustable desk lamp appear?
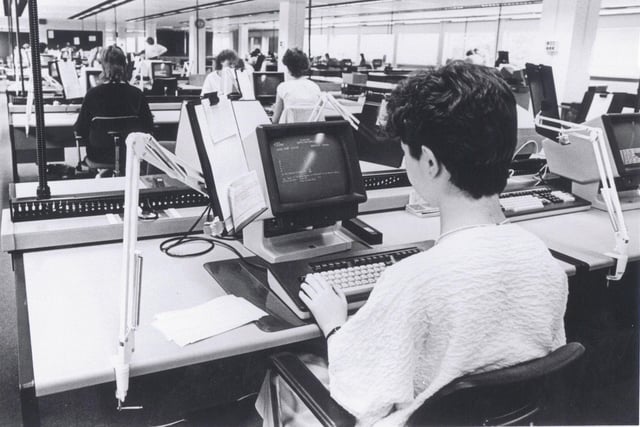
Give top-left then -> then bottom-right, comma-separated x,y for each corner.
113,133 -> 210,409
534,114 -> 629,281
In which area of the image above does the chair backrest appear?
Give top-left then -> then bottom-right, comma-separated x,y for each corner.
280,105 -> 321,124
87,115 -> 143,165
150,77 -> 178,96
406,342 -> 585,426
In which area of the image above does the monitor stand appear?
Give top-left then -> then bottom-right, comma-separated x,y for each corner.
243,220 -> 353,264
573,182 -> 640,211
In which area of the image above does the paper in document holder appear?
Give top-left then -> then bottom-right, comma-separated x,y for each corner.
194,99 -> 267,233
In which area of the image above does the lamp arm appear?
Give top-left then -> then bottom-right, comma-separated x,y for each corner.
534,113 -> 629,281
113,133 -> 209,409
310,93 -> 361,132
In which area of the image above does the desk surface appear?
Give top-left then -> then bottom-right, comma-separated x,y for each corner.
9,108 -> 181,127
19,208 -> 610,397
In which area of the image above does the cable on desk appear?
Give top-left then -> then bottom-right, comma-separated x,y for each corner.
159,207 -> 267,273
159,206 -> 215,257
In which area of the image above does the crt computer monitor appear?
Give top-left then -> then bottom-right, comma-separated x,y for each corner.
252,72 -> 284,104
245,120 -> 367,263
152,62 -> 173,80
601,114 -> 640,183
525,63 -> 560,141
86,69 -> 102,90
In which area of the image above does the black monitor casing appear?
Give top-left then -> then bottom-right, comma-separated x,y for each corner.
525,63 -> 560,141
255,121 -> 367,230
252,72 -> 284,104
600,113 -> 640,179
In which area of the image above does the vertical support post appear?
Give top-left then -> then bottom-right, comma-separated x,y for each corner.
27,0 -> 50,199
14,0 -> 24,94
536,0 -> 601,103
278,0 -> 305,72
307,0 -> 311,59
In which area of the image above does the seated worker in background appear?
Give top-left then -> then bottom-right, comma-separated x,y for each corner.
465,47 -> 486,65
201,49 -> 240,97
258,61 -> 568,426
271,48 -> 321,123
74,45 -> 154,174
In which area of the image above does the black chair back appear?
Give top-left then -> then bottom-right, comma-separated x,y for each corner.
407,342 -> 585,426
87,116 -> 143,173
150,77 -> 178,96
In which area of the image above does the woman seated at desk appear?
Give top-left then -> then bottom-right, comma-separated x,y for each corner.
271,48 -> 321,123
257,62 -> 568,426
201,49 -> 241,98
74,45 -> 154,175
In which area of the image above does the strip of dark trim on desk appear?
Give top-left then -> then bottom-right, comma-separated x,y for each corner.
549,249 -> 590,276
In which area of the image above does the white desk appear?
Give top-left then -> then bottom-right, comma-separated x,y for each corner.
20,210 -> 581,398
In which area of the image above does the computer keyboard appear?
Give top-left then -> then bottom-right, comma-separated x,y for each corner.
499,186 -> 590,221
309,248 -> 421,297
267,242 -> 433,319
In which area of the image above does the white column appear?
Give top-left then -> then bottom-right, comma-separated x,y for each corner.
189,15 -> 206,74
278,0 -> 306,71
536,0 -> 601,103
238,24 -> 250,59
146,22 -> 157,43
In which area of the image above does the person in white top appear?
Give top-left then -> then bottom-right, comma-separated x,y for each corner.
201,49 -> 240,97
259,61 -> 568,427
271,48 -> 321,123
143,37 -> 167,60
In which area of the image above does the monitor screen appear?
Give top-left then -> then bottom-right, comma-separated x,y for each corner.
253,72 -> 284,101
49,61 -> 60,83
270,132 -> 348,204
256,120 -> 366,217
86,69 -> 101,89
602,113 -> 640,176
525,63 -> 559,141
152,62 -> 173,79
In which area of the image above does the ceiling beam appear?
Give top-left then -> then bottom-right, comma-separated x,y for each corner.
68,0 -> 135,20
126,0 -> 254,23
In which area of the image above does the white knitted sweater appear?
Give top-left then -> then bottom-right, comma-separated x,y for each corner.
327,224 -> 568,426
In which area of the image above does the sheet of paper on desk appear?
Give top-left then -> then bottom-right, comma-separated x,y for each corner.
152,295 -> 267,347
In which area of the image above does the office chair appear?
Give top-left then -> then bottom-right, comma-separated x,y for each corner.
340,59 -> 352,72
280,104 -> 322,123
371,59 -> 383,69
268,342 -> 585,426
76,115 -> 142,177
150,77 -> 178,96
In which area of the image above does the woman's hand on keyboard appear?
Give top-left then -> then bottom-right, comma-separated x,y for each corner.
299,273 -> 347,337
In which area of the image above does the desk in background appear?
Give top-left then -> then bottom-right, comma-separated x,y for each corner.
6,102 -> 183,181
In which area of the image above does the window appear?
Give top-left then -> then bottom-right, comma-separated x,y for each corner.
500,30 -> 537,68
590,27 -> 640,79
304,33 -> 328,58
212,32 -> 233,54
396,33 -> 439,65
359,33 -> 394,62
329,33 -> 358,61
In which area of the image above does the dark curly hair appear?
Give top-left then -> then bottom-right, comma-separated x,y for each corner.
215,49 -> 238,70
100,45 -> 127,83
282,48 -> 309,78
386,61 -> 517,199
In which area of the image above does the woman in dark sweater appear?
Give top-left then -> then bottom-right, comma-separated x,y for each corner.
74,45 -> 154,166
